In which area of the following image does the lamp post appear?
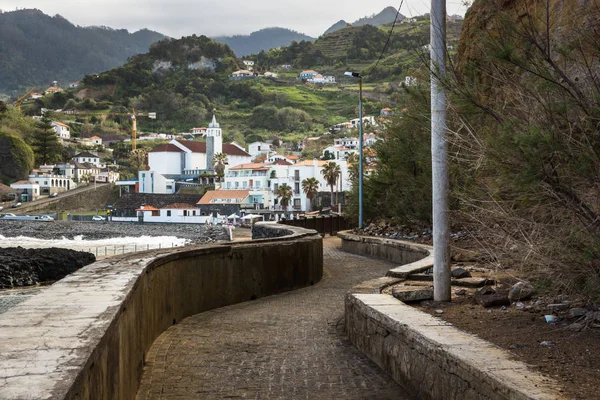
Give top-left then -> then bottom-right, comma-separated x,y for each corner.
345,71 -> 364,228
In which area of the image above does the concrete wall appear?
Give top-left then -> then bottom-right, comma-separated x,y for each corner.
340,233 -> 564,400
0,223 -> 322,400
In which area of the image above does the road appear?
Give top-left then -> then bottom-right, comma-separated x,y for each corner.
4,183 -> 108,214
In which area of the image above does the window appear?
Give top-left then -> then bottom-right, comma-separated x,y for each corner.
184,210 -> 188,216
274,183 -> 279,191
167,210 -> 171,217
258,146 -> 261,151
294,170 -> 300,181
227,182 -> 231,189
235,182 -> 239,188
141,173 -> 145,178
166,185 -> 172,190
295,182 -> 300,193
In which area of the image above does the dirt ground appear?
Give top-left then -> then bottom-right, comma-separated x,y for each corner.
417,289 -> 600,399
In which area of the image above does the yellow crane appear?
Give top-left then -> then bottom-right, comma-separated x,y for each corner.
14,88 -> 36,113
61,108 -> 156,150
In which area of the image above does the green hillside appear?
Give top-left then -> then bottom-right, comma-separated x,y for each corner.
0,9 -> 165,97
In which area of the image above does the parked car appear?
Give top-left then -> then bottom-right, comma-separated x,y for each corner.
39,215 -> 54,221
12,202 -> 22,208
49,193 -> 58,198
0,213 -> 16,218
92,215 -> 106,221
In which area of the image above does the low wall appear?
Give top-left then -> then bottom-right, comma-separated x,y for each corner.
338,231 -> 433,278
341,232 -> 564,400
0,223 -> 322,400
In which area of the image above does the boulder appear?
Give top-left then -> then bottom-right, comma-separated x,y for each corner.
508,282 -> 536,302
451,267 -> 472,279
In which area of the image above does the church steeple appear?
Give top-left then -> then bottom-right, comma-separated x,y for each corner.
209,114 -> 220,128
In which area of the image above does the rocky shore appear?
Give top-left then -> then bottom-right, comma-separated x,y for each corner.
0,220 -> 230,243
0,247 -> 96,289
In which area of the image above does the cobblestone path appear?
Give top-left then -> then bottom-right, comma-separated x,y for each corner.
136,237 -> 412,399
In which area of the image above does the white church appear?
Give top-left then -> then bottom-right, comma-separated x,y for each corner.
138,115 -> 252,194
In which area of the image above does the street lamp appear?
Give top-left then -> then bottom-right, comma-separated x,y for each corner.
345,71 -> 364,228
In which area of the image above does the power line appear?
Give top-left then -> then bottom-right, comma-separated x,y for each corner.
368,0 -> 405,75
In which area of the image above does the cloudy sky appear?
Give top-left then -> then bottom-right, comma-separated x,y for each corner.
0,0 -> 468,37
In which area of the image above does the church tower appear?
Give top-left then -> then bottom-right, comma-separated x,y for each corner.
205,114 -> 223,171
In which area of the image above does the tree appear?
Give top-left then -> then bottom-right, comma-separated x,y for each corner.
128,148 -> 147,172
213,152 -> 228,177
29,119 -> 63,166
301,177 -> 320,211
321,162 -> 341,208
275,183 -> 293,211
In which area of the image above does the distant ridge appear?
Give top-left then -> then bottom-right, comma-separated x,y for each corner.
323,6 -> 406,35
0,9 -> 165,95
215,27 -> 315,57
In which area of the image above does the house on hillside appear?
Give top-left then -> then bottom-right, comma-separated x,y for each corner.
404,76 -> 418,86
299,70 -> 318,80
264,71 -> 278,78
243,60 -> 255,70
266,154 -> 298,164
230,70 -> 255,80
51,121 -> 71,139
308,74 -> 336,84
380,107 -> 392,117
30,92 -> 43,100
191,127 -> 207,135
280,64 -> 292,70
90,136 -> 102,146
69,82 -> 79,88
248,141 -> 273,157
45,86 -> 62,95
73,152 -> 103,168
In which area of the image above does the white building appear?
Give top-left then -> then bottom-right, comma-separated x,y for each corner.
219,159 -> 351,212
350,116 -> 377,128
191,127 -> 207,135
308,74 -> 336,84
90,136 -> 102,145
266,154 -> 297,164
69,82 -> 79,88
248,141 -> 273,158
26,172 -> 77,193
73,152 -> 104,168
334,137 -> 360,149
243,60 -> 255,70
299,70 -> 318,80
51,121 -> 70,139
10,181 -> 40,202
139,116 -> 252,194
136,203 -> 214,224
322,145 -> 358,161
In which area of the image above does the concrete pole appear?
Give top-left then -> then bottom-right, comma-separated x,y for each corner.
358,76 -> 364,229
431,0 -> 451,302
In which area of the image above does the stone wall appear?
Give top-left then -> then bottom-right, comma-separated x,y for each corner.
341,233 -> 564,400
252,222 -> 293,239
0,224 -> 322,400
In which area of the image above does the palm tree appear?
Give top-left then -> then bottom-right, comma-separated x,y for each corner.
321,162 -> 341,209
213,152 -> 228,177
302,177 -> 319,211
275,183 -> 293,211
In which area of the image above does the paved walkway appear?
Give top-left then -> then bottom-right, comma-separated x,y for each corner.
136,237 -> 411,399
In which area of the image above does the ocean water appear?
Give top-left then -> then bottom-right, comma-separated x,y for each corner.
0,235 -> 189,257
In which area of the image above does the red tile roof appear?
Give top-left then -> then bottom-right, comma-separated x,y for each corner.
148,143 -> 184,153
136,205 -> 159,211
175,140 -> 251,157
272,159 -> 292,165
197,190 -> 250,204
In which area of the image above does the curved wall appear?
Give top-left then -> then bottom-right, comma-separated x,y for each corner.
0,223 -> 322,400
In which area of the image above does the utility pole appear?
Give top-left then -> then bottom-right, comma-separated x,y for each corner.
430,0 -> 451,302
358,76 -> 364,229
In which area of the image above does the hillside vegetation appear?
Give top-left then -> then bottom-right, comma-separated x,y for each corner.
0,9 -> 165,96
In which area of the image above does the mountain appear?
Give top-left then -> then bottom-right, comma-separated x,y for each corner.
0,9 -> 166,95
353,6 -> 404,27
324,20 -> 350,36
323,6 -> 406,35
214,28 -> 315,57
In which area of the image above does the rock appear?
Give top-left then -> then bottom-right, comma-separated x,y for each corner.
435,309 -> 444,315
539,341 -> 555,347
569,323 -> 585,332
545,315 -> 558,323
407,274 -> 433,282
476,293 -> 510,307
547,303 -> 570,312
392,286 -> 434,302
568,308 -> 587,318
451,267 -> 472,279
508,282 -> 536,302
454,289 -> 467,296
476,286 -> 495,295
515,302 -> 525,310
452,277 -> 495,288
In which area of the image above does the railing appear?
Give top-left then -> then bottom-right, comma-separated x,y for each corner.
279,215 -> 353,235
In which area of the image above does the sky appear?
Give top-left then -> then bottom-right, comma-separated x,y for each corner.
0,0 -> 468,38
